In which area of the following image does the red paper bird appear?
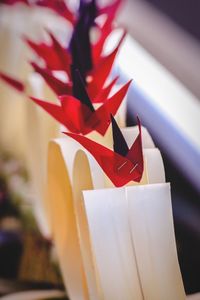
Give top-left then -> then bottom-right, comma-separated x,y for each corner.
25,28 -> 126,102
0,30 -> 124,103
0,0 -> 124,102
30,72 -> 131,136
64,115 -> 144,187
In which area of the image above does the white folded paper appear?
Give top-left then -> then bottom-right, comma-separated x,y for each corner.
127,183 -> 186,300
46,127 -> 167,299
82,183 -> 185,300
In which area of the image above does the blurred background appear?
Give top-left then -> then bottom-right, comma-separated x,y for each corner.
0,0 -> 199,298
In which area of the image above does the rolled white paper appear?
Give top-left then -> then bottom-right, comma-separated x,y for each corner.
47,140 -> 91,300
82,187 -> 143,300
47,127 -> 165,298
82,183 -> 185,300
126,183 -> 186,300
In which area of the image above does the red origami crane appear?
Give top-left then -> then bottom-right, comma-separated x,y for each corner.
23,0 -> 125,100
29,70 -> 131,136
0,0 -> 125,104
0,29 -> 125,103
25,28 -> 126,102
64,115 -> 144,187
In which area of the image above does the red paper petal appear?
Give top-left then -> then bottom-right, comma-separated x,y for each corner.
92,17 -> 113,65
88,79 -> 132,135
30,96 -> 81,133
30,94 -> 93,134
65,131 -> 143,187
30,96 -> 66,126
88,29 -> 126,99
0,72 -> 25,92
25,39 -> 60,71
29,79 -> 131,136
26,33 -> 71,74
59,95 -> 92,134
47,31 -> 71,75
92,76 -> 119,103
31,62 -> 72,95
99,0 -> 122,19
36,0 -> 75,24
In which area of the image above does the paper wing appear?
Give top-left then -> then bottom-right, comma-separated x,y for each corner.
88,30 -> 126,99
126,117 -> 144,176
31,62 -> 72,95
89,80 -> 131,135
30,96 -> 68,128
65,132 -> 142,187
25,33 -> 71,73
92,17 -> 113,65
92,76 -> 118,103
99,0 -> 122,18
0,72 -> 25,92
36,0 -> 75,24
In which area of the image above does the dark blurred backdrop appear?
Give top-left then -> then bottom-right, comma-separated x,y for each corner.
144,0 -> 200,41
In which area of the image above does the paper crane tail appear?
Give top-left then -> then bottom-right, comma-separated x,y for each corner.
0,72 -> 25,92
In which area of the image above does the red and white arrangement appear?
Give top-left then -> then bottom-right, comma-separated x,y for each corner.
0,1 -> 186,299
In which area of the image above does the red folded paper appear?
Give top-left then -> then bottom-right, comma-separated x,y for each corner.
25,32 -> 72,73
64,115 -> 144,187
30,79 -> 131,136
26,29 -> 126,101
0,28 -> 125,103
0,73 -> 25,92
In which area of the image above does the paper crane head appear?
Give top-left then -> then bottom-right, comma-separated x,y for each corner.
65,115 -> 144,187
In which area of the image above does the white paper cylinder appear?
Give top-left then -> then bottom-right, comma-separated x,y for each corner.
82,183 -> 186,300
82,187 -> 143,300
46,125 -> 165,297
126,183 -> 186,300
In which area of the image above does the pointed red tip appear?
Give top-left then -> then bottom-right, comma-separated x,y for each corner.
0,72 -> 25,92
